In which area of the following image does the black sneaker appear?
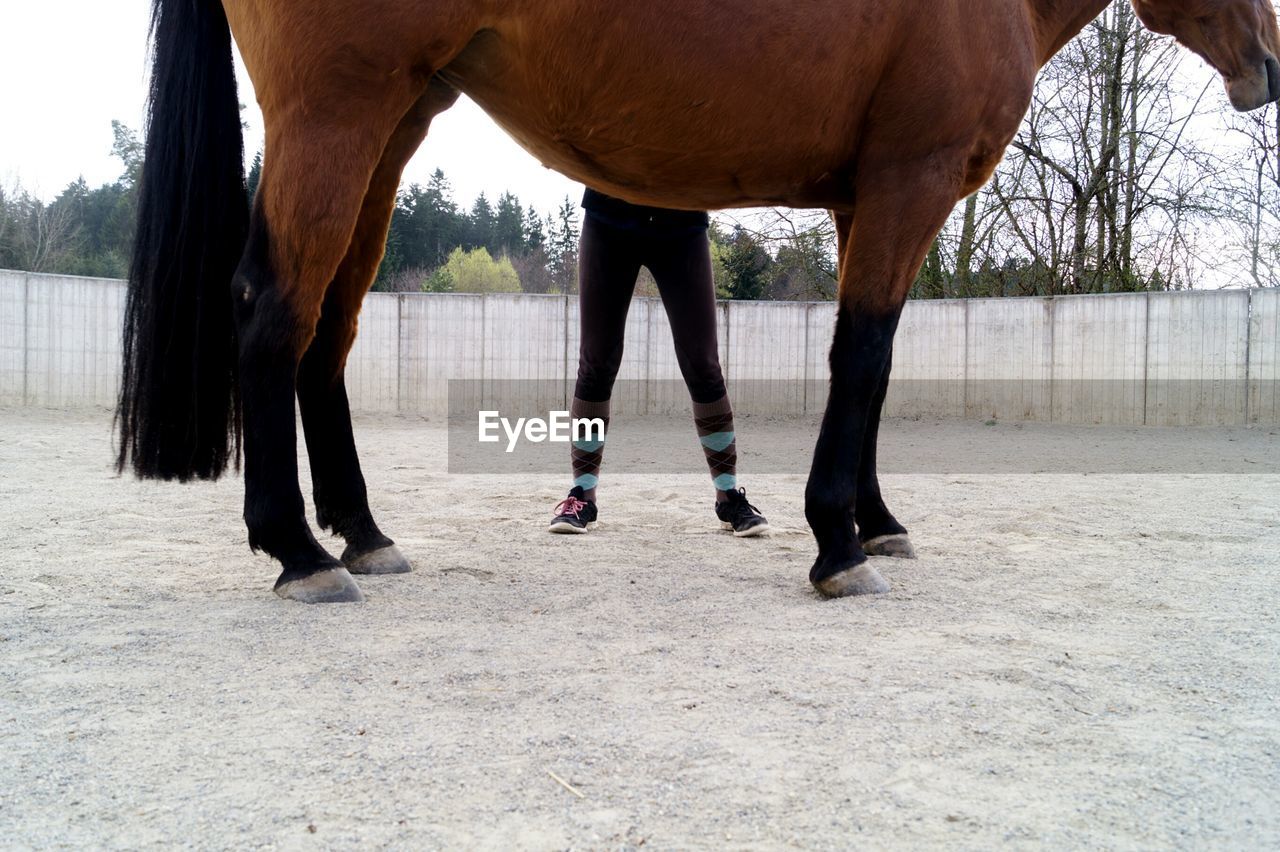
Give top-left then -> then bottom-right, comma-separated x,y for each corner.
549,486 -> 598,534
717,488 -> 769,538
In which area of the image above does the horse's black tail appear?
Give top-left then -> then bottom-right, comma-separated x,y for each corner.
116,0 -> 248,481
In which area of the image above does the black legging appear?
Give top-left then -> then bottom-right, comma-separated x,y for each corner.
574,197 -> 726,404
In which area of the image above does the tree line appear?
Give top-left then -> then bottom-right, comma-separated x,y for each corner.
0,122 -> 143,279
1,130 -> 837,301
347,166 -> 837,300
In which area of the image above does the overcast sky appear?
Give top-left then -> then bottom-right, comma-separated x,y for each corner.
0,1 -> 583,216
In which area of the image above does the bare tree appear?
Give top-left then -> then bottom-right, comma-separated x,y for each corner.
1002,3 -> 1217,291
900,0 -> 1225,297
0,179 -> 82,274
1219,106 -> 1280,287
381,265 -> 432,293
716,207 -> 839,300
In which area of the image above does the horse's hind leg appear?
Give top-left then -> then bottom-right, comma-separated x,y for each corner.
297,80 -> 460,576
807,166 -> 956,597
234,84 -> 426,603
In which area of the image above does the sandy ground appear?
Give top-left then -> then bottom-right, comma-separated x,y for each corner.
1,407 -> 1278,850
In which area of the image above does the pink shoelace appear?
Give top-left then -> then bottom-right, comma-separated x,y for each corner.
554,496 -> 587,518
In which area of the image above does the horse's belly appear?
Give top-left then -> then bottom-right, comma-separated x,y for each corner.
467,93 -> 857,211
440,7 -> 873,211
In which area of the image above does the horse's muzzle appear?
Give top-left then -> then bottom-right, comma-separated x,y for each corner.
1226,55 -> 1280,111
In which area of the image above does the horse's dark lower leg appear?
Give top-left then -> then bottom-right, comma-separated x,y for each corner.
232,85 -> 425,602
233,217 -> 360,602
805,167 -> 957,597
294,83 -> 455,577
805,308 -> 899,596
296,311 -> 403,574
853,352 -> 915,558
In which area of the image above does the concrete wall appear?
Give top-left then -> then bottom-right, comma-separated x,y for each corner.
1,271 -> 125,409
1,269 -> 1275,425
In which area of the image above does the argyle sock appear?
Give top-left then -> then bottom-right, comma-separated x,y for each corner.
569,397 -> 610,502
693,396 -> 737,502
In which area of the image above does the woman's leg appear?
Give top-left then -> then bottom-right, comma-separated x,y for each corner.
569,215 -> 642,502
644,229 -> 738,501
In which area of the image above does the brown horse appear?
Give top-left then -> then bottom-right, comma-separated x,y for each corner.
116,0 -> 1280,602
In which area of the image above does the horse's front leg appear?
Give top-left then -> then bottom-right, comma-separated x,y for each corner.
854,349 -> 916,559
297,83 -> 457,578
806,166 -> 958,597
827,213 -> 916,560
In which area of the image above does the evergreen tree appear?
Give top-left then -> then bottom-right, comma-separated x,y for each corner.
546,197 -> 580,294
468,193 -> 496,251
376,169 -> 466,288
523,207 -> 545,250
246,150 -> 263,201
493,192 -> 525,256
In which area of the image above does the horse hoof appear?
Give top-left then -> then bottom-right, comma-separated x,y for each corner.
813,563 -> 891,598
863,533 -> 917,559
343,544 -> 411,575
275,567 -> 366,603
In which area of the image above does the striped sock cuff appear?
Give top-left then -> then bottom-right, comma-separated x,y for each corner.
570,397 -> 609,453
571,397 -> 612,420
693,396 -> 735,441
691,395 -> 733,420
